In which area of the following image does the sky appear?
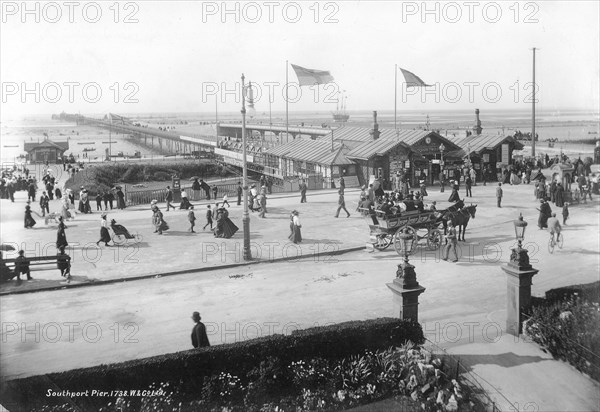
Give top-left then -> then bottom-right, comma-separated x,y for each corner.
1,0 -> 599,119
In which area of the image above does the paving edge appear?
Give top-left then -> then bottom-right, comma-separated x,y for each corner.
0,245 -> 367,296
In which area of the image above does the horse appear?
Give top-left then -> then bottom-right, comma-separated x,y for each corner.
437,199 -> 465,236
443,204 -> 477,242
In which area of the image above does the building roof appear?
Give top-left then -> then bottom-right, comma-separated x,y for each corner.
345,138 -> 410,160
265,139 -> 352,165
448,134 -> 525,154
24,139 -> 69,152
332,126 -> 432,145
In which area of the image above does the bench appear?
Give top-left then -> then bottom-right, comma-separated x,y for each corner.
2,255 -> 69,282
4,255 -> 61,271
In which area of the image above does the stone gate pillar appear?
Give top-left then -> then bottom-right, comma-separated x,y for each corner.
387,261 -> 426,322
502,247 -> 539,336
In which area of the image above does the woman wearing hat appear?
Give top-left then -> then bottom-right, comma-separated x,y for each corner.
56,216 -> 68,249
213,206 -> 238,238
116,187 -> 126,210
24,201 -> 36,229
152,205 -> 169,235
288,210 -> 302,244
96,213 -> 112,246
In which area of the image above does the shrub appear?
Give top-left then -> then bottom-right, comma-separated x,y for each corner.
524,292 -> 600,381
24,344 -> 476,412
544,281 -> 600,303
152,171 -> 172,181
3,318 -> 423,411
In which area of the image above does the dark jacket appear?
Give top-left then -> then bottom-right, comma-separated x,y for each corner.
191,322 -> 210,348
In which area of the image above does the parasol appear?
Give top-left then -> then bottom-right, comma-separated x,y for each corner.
189,176 -> 200,181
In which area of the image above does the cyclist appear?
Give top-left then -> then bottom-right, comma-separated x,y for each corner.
547,213 -> 562,244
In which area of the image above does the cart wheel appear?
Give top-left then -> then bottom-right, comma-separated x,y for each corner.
373,234 -> 392,251
394,226 -> 418,255
427,229 -> 443,250
112,234 -> 126,246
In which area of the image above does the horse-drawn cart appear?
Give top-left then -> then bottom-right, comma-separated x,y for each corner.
360,208 -> 443,255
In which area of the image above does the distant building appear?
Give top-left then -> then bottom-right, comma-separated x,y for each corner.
24,139 -> 69,163
446,134 -> 524,181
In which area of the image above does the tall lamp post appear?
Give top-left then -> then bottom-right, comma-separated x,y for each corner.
386,228 -> 425,321
240,74 -> 253,260
439,143 -> 445,192
503,213 -> 538,336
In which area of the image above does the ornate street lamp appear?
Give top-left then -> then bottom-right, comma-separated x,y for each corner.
396,228 -> 418,288
398,228 -> 415,264
513,213 -> 528,249
509,213 -> 531,270
387,227 -> 425,322
240,74 -> 253,261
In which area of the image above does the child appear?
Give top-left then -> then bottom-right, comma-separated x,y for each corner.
222,193 -> 230,208
562,202 -> 569,225
203,205 -> 213,230
188,205 -> 196,233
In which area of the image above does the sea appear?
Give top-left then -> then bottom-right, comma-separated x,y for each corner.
1,109 -> 598,164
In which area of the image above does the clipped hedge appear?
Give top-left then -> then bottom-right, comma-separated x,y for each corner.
1,318 -> 424,411
543,281 -> 600,303
63,161 -> 234,196
524,281 -> 600,382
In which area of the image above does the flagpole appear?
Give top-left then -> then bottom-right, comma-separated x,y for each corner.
394,64 -> 397,131
331,128 -> 334,152
215,95 -> 219,147
531,47 -> 536,158
286,60 -> 289,144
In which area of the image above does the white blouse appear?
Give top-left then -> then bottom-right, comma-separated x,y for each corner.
293,215 -> 301,227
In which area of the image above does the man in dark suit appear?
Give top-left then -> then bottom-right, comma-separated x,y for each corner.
237,182 -> 243,205
191,311 -> 210,348
165,186 -> 174,211
14,250 -> 32,281
299,179 -> 307,203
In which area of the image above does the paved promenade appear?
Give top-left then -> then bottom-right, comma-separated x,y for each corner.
1,177 -> 599,411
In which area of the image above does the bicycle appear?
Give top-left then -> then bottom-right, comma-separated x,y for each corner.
548,232 -> 564,254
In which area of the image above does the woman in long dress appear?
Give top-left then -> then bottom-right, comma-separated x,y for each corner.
60,195 -> 72,221
447,182 -> 461,202
78,189 -> 86,213
179,190 -> 191,210
510,171 -> 521,185
554,183 -> 565,207
56,217 -> 68,249
24,202 -> 36,228
152,205 -> 169,234
537,199 -> 552,229
96,213 -> 112,246
214,208 -> 239,238
116,188 -> 126,209
288,210 -> 302,244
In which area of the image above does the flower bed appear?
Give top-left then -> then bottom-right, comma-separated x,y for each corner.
31,344 -> 477,412
3,318 -> 426,411
524,282 -> 600,381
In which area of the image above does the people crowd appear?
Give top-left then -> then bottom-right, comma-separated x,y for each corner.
2,148 -> 598,288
